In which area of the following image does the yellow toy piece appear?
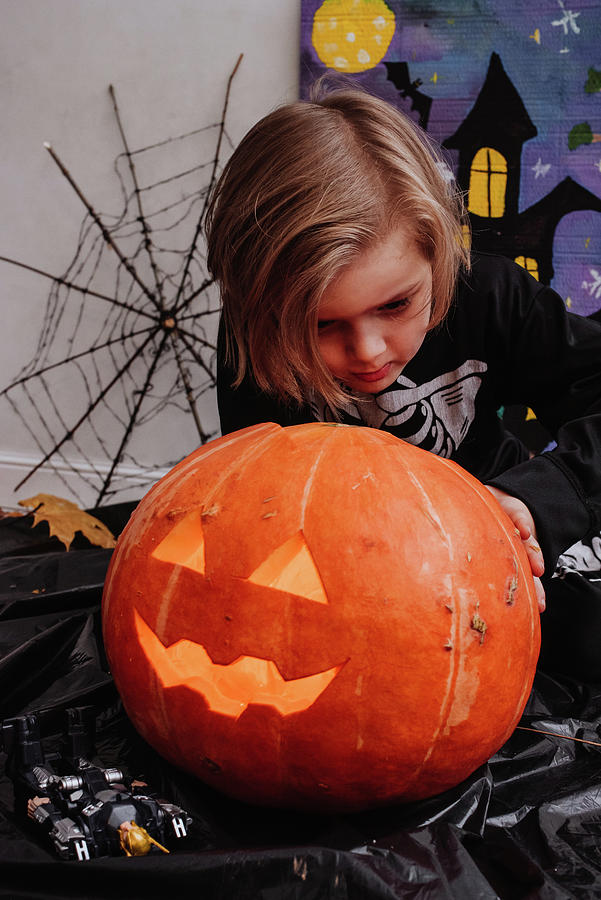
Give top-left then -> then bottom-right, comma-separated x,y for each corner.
119,820 -> 169,857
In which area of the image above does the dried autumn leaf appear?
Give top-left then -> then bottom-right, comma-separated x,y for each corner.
18,493 -> 116,551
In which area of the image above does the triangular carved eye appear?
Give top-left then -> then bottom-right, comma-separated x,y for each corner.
246,531 -> 328,604
152,511 -> 205,574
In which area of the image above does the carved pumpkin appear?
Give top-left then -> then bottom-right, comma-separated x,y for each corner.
102,422 -> 540,812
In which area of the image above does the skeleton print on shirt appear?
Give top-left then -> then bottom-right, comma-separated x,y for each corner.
556,536 -> 601,576
311,360 -> 488,458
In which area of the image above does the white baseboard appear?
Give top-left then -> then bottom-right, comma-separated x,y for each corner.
0,450 -> 170,510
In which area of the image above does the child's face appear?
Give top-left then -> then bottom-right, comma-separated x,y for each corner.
316,227 -> 433,394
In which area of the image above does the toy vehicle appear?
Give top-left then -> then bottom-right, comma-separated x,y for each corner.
2,706 -> 192,860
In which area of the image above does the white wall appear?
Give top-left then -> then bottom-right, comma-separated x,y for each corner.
0,0 -> 300,509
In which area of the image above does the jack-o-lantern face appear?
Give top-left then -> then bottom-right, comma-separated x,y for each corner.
136,516 -> 344,717
102,422 -> 540,813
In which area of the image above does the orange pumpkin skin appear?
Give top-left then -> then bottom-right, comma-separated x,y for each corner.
102,422 -> 540,813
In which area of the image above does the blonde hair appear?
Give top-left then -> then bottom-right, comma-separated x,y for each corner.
206,81 -> 470,409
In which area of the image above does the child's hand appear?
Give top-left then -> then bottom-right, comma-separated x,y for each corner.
484,485 -> 546,613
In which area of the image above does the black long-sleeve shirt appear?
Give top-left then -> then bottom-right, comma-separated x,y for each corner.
217,253 -> 601,571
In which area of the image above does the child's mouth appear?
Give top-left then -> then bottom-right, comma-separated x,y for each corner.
351,363 -> 392,384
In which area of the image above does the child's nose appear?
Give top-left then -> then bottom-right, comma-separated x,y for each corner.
349,323 -> 387,362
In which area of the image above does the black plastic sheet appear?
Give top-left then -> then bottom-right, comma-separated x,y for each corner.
1,506 -> 601,899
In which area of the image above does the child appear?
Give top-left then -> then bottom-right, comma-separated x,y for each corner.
205,83 -> 601,677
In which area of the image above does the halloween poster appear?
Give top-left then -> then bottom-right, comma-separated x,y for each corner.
300,0 -> 601,445
300,0 -> 601,312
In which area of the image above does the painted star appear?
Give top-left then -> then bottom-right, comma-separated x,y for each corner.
552,0 -> 581,36
532,157 -> 551,178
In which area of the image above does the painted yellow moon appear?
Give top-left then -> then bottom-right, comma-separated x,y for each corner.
312,0 -> 396,73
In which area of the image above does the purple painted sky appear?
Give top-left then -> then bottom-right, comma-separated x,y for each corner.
300,0 -> 601,315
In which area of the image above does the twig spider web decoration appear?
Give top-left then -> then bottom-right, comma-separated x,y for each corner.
0,55 -> 242,508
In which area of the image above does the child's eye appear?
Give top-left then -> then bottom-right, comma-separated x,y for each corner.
317,319 -> 335,332
380,298 -> 410,315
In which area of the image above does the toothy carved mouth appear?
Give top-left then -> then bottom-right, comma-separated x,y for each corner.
134,611 -> 343,718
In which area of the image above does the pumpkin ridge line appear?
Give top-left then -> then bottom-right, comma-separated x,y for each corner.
173,424 -> 284,513
440,459 -> 539,715
152,423 -> 280,507
155,560 -> 186,639
396,467 -> 459,789
299,438 -> 333,529
198,425 -> 285,508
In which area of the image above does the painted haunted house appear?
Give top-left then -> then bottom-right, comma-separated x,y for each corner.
443,52 -> 601,289
438,53 -> 601,448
